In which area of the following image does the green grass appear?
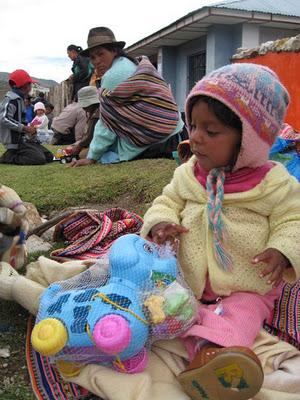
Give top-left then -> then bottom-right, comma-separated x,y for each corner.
0,145 -> 175,215
0,144 -> 177,398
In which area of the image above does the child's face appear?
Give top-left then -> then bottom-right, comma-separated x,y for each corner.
45,107 -> 52,115
36,109 -> 45,116
190,100 -> 241,172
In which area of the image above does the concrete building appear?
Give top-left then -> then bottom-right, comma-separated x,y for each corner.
126,0 -> 300,111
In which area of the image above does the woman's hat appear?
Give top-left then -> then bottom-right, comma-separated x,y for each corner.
77,86 -> 100,108
81,27 -> 125,56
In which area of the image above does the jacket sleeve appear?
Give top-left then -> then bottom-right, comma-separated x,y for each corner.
140,167 -> 186,238
87,119 -> 117,161
267,176 -> 300,282
0,98 -> 24,133
79,116 -> 98,149
72,56 -> 90,83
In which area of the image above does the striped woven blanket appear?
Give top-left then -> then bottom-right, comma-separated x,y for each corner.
264,280 -> 300,350
100,56 -> 179,147
51,208 -> 143,260
26,316 -> 93,400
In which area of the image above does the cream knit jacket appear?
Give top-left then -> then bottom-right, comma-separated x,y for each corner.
141,157 -> 300,298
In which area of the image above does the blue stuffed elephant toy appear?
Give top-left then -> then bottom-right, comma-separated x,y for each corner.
31,234 -> 196,374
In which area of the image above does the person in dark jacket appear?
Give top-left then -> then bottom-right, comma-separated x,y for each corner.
0,69 -> 53,165
45,102 -> 54,129
24,96 -> 34,124
67,44 -> 93,100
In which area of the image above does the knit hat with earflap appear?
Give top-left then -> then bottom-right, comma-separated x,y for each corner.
186,63 -> 290,170
185,63 -> 290,271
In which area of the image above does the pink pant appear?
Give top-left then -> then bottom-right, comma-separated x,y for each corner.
182,280 -> 282,360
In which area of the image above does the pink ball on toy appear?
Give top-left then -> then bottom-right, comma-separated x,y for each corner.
93,314 -> 131,354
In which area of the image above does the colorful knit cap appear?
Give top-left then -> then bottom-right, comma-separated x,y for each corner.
185,63 -> 290,271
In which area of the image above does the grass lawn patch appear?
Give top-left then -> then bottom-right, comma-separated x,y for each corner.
0,145 -> 176,215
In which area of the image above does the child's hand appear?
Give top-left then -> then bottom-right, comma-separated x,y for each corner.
252,248 -> 291,286
150,222 -> 189,245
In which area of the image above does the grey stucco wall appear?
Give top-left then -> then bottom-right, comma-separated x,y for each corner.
158,47 -> 178,98
206,24 -> 243,73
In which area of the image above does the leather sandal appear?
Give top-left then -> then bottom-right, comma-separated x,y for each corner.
178,345 -> 263,400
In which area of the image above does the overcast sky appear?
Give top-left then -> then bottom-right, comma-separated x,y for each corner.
1,0 -> 218,82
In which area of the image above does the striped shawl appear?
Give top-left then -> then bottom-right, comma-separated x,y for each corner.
100,56 -> 179,147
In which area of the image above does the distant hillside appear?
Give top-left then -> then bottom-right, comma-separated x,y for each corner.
0,72 -> 58,88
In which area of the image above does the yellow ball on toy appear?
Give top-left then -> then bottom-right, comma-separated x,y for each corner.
31,318 -> 68,356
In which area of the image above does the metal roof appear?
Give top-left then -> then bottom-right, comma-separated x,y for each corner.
210,0 -> 300,18
126,0 -> 300,57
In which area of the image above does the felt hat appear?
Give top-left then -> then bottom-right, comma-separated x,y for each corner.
77,86 -> 100,108
81,27 -> 125,56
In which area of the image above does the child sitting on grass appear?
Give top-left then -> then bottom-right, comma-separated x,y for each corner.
1,64 -> 300,400
140,63 -> 300,400
30,102 -> 49,130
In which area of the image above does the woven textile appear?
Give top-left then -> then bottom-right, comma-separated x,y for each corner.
100,56 -> 179,147
264,280 -> 300,350
51,208 -> 143,260
26,316 -> 93,400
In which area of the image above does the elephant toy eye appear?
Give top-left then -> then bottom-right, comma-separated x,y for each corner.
143,243 -> 154,253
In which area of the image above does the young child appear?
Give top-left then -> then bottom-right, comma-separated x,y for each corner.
140,63 -> 300,399
30,102 -> 49,130
0,69 -> 53,165
1,64 -> 300,400
45,102 -> 54,129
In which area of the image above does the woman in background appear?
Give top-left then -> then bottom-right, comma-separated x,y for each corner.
67,44 -> 93,99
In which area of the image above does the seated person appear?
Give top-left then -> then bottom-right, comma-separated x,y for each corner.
68,86 -> 100,158
31,102 -> 49,130
51,100 -> 87,145
45,102 -> 54,129
0,69 -> 53,165
71,27 -> 185,167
